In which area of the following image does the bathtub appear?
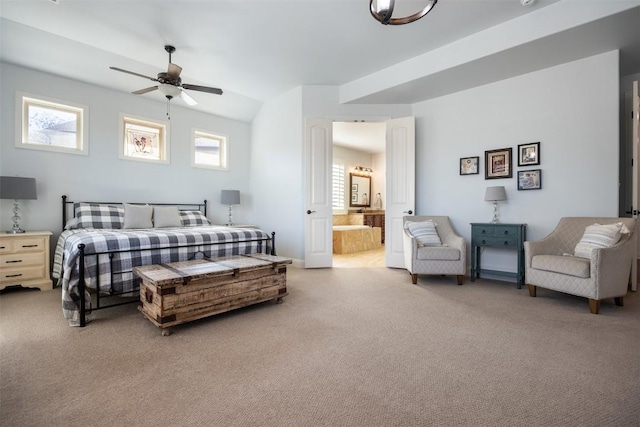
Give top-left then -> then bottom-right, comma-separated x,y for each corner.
333,225 -> 382,254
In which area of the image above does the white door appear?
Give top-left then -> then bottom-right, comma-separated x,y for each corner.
304,119 -> 333,268
385,117 -> 416,268
632,81 -> 639,291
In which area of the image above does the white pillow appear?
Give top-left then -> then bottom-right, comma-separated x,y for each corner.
574,223 -> 623,258
405,220 -> 442,247
123,204 -> 153,229
153,206 -> 182,228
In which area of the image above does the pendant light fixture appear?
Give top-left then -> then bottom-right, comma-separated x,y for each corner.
370,0 -> 438,25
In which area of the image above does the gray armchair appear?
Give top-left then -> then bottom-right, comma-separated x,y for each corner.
403,216 -> 466,285
524,217 -> 636,314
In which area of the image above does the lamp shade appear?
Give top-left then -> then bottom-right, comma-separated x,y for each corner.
220,190 -> 240,205
0,177 -> 37,200
484,186 -> 506,202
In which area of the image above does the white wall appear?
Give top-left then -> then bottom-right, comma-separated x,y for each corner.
250,87 -> 304,260
0,63 -> 253,248
412,50 -> 620,276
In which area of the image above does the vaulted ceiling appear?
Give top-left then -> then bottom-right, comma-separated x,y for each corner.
1,0 -> 638,123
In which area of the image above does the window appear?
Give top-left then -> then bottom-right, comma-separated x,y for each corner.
191,129 -> 228,170
332,163 -> 345,210
119,114 -> 169,164
17,92 -> 88,155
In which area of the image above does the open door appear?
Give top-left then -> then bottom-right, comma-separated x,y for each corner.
304,116 -> 414,269
304,119 -> 333,268
632,81 -> 639,291
385,117 -> 416,268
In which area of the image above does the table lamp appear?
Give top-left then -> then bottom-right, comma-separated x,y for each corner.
1,176 -> 37,233
484,186 -> 506,224
220,190 -> 240,226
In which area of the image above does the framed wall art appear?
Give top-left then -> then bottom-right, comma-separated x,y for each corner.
517,142 -> 540,166
485,148 -> 512,179
517,169 -> 542,190
460,156 -> 479,175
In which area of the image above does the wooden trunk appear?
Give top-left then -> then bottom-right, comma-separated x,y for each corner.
134,254 -> 291,334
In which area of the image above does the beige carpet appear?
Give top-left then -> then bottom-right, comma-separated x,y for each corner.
1,267 -> 639,427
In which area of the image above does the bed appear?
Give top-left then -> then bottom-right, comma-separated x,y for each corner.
53,196 -> 276,327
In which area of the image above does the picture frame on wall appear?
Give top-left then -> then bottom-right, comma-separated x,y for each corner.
459,156 -> 479,175
518,169 -> 542,190
517,142 -> 540,166
485,148 -> 512,179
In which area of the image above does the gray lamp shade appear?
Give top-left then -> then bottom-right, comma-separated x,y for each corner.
220,190 -> 240,205
484,186 -> 506,202
0,176 -> 37,200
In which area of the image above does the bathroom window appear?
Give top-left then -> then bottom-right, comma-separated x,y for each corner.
332,163 -> 345,211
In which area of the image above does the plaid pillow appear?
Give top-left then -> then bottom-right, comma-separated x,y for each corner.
73,203 -> 124,229
180,210 -> 211,227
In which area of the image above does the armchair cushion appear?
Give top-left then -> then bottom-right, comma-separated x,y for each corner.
531,255 -> 590,278
404,220 -> 442,247
574,223 -> 624,258
416,246 -> 460,261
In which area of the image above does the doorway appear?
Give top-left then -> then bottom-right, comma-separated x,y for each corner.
332,121 -> 386,268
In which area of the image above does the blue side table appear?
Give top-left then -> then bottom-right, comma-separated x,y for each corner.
470,223 -> 527,288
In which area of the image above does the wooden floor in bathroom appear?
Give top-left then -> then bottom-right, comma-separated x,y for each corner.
333,246 -> 385,268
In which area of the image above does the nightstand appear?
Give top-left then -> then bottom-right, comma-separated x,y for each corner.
0,231 -> 53,291
226,224 -> 257,229
470,223 -> 526,288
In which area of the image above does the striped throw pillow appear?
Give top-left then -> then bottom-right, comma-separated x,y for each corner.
574,223 -> 623,258
405,220 -> 442,247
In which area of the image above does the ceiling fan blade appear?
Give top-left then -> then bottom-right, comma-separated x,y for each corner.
133,86 -> 159,95
110,66 -> 158,82
180,90 -> 198,106
182,83 -> 223,95
167,63 -> 182,79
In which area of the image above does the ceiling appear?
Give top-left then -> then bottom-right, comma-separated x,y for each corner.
1,1 -> 639,146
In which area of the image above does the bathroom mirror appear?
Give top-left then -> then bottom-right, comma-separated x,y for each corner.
349,173 -> 371,207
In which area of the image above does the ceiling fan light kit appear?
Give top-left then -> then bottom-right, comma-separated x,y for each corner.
109,45 -> 223,113
370,0 -> 438,25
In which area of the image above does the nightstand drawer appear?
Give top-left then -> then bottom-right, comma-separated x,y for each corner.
494,226 -> 519,237
473,226 -> 496,237
0,237 -> 47,254
0,266 -> 46,284
475,237 -> 518,247
1,252 -> 46,267
0,231 -> 53,291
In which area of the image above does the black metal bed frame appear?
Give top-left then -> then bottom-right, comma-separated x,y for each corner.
61,195 -> 276,327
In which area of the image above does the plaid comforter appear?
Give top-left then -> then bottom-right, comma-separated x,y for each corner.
53,226 -> 270,326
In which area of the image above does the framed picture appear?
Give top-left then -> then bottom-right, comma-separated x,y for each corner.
518,169 -> 542,190
119,114 -> 169,164
517,142 -> 540,166
460,156 -> 479,175
485,148 -> 512,179
352,184 -> 358,192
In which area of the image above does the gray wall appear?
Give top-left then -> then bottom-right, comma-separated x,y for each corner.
412,51 -> 620,274
0,63 -> 253,249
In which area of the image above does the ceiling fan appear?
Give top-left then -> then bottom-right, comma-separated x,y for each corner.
110,45 -> 223,106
